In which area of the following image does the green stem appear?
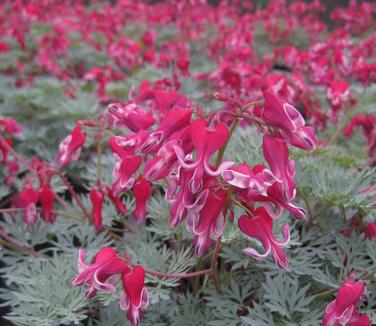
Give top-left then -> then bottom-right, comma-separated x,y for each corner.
215,117 -> 239,167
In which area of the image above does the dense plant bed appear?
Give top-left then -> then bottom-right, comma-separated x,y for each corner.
0,1 -> 375,325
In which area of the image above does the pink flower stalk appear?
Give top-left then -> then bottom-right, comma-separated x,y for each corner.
132,175 -> 152,223
323,280 -> 370,326
56,126 -> 87,168
173,118 -> 234,193
90,188 -> 105,232
259,91 -> 316,150
187,188 -> 228,256
106,186 -> 127,215
238,207 -> 290,269
73,247 -> 129,298
39,185 -> 56,223
120,265 -> 149,326
108,102 -> 155,132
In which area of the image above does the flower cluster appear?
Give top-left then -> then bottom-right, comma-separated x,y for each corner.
97,85 -> 315,266
72,247 -> 148,326
0,1 -> 375,324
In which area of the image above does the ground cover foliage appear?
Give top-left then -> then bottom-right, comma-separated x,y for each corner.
0,1 -> 375,325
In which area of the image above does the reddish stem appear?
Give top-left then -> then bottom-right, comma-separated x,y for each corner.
0,227 -> 40,257
52,171 -> 91,221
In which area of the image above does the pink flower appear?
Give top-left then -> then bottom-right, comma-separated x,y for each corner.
262,134 -> 296,202
238,207 -> 290,269
110,137 -> 142,196
221,162 -> 276,192
259,91 -> 316,150
56,126 -> 86,168
166,165 -> 195,228
173,119 -> 234,193
228,135 -> 306,220
16,185 -> 40,229
187,188 -> 227,256
323,280 -> 370,326
139,107 -> 192,153
176,57 -> 191,76
39,185 -> 56,223
0,117 -> 22,135
365,221 -> 376,243
0,137 -> 13,163
120,265 -> 149,326
132,175 -> 152,223
72,247 -> 129,298
144,139 -> 179,181
144,125 -> 193,181
5,160 -> 19,186
344,114 -> 376,157
327,80 -> 350,107
108,102 -> 155,132
90,189 -> 105,232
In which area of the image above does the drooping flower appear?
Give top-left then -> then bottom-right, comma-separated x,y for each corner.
259,91 -> 316,150
90,188 -> 105,232
39,185 -> 56,223
15,184 -> 40,229
0,117 -> 22,135
238,207 -> 290,269
226,135 -> 306,220
144,125 -> 193,181
343,114 -> 376,157
221,162 -> 275,192
173,118 -> 234,193
139,107 -> 192,154
187,188 -> 228,256
120,265 -> 149,326
166,164 -> 196,228
262,134 -> 296,202
327,80 -> 350,107
5,160 -> 19,186
365,221 -> 376,242
0,137 -> 13,163
56,126 -> 87,168
108,102 -> 155,132
323,280 -> 370,326
72,247 -> 129,298
132,175 -> 152,223
110,137 -> 142,196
